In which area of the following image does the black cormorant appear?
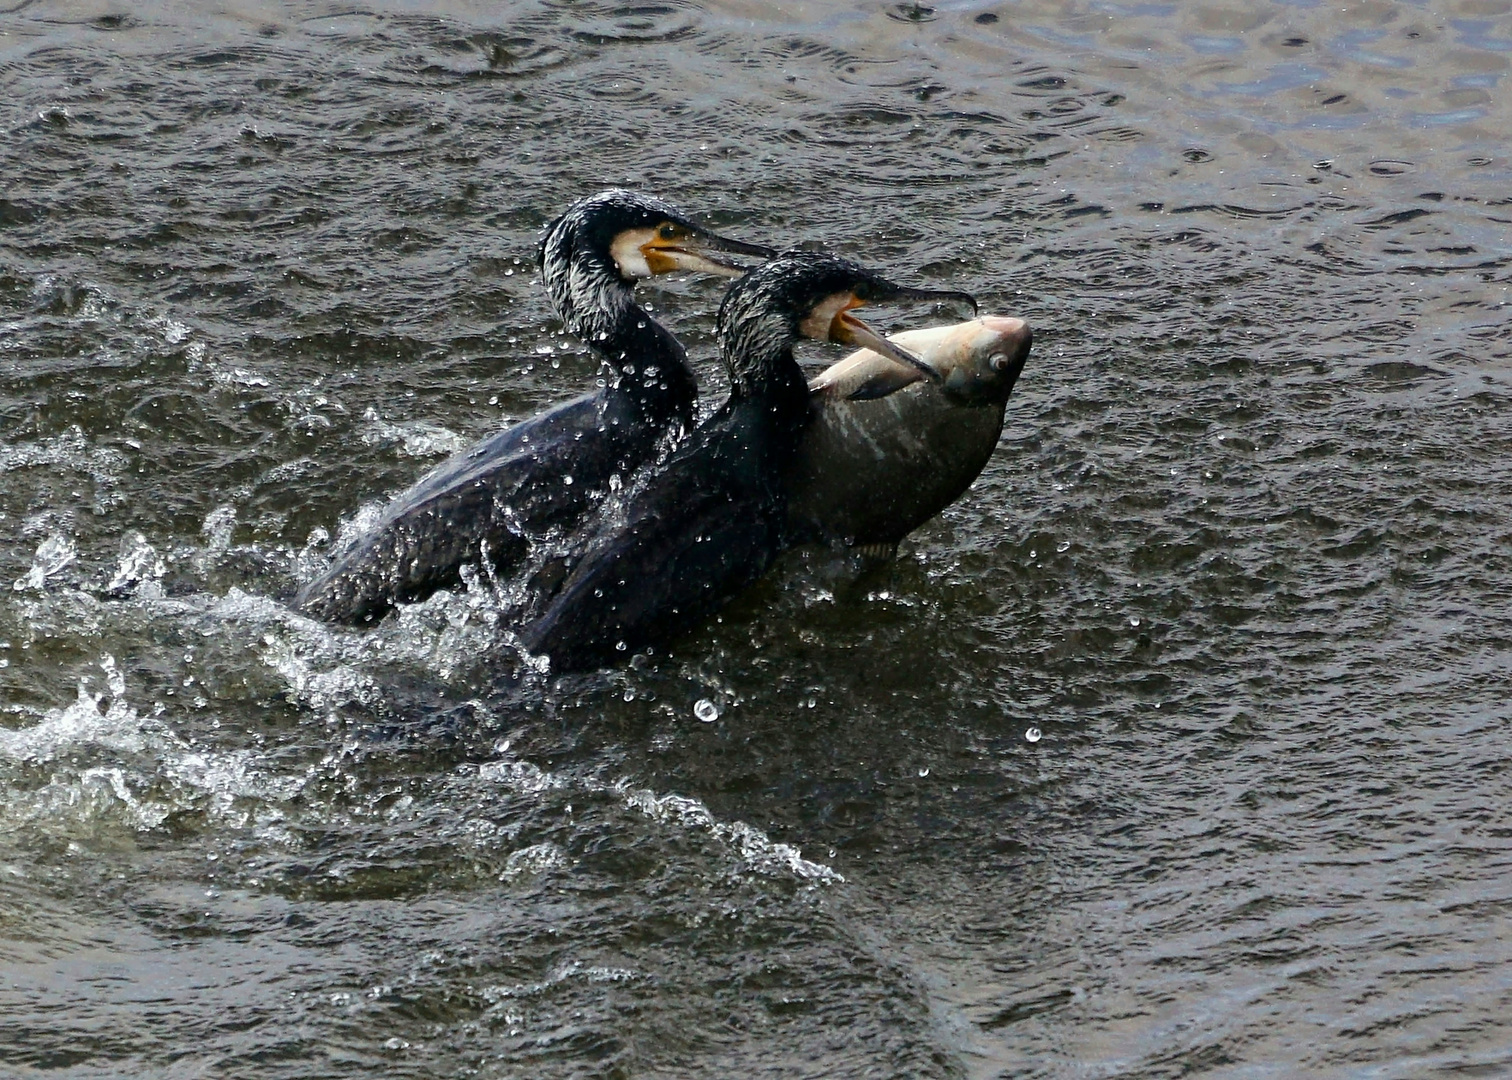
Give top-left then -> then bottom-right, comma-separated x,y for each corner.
295,190 -> 773,623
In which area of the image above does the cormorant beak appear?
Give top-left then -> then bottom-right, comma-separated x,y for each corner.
642,229 -> 777,278
830,307 -> 941,381
880,285 -> 979,318
829,283 -> 979,383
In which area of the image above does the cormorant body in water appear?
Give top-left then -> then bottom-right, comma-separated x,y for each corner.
520,251 -> 974,673
295,190 -> 773,623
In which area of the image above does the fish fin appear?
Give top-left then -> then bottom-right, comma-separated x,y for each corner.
843,364 -> 926,401
850,541 -> 899,562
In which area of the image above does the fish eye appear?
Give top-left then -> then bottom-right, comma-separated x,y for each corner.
990,353 -> 1010,372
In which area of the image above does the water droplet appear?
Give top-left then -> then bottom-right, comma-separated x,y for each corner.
615,640 -> 627,652
563,475 -> 573,486
918,767 -> 930,777
694,699 -> 719,723
1025,727 -> 1042,743
1056,540 -> 1070,553
1129,616 -> 1141,627
622,688 -> 635,701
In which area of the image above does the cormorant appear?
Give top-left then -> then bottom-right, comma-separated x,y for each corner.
295,190 -> 773,623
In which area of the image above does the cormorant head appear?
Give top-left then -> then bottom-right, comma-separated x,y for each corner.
538,190 -> 774,339
717,250 -> 978,393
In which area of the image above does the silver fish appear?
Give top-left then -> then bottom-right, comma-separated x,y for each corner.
787,315 -> 1032,552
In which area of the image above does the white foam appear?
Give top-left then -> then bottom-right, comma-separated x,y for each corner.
0,654 -> 310,834
265,634 -> 383,712
164,748 -> 306,824
78,766 -> 170,830
477,753 -> 843,887
621,786 -> 843,884
106,531 -> 166,598
212,367 -> 271,388
480,959 -> 642,1006
360,407 -> 467,458
12,533 -> 76,592
201,505 -> 237,554
0,425 -> 123,476
480,759 -> 569,794
501,841 -> 569,878
0,655 -> 146,763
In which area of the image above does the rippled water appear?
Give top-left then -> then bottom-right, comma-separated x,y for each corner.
3,1 -> 1511,1076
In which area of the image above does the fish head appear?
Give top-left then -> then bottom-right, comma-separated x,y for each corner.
923,316 -> 1033,406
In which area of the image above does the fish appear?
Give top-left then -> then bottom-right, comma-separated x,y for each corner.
786,315 -> 1033,552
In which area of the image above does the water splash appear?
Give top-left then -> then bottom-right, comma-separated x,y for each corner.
200,505 -> 236,556
478,752 -> 843,886
501,841 -> 569,878
106,531 -> 166,598
620,787 -> 843,885
0,655 -> 143,763
0,653 -> 310,835
12,534 -> 76,592
359,406 -> 467,458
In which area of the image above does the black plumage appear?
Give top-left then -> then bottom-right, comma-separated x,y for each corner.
520,251 -> 974,672
295,190 -> 772,623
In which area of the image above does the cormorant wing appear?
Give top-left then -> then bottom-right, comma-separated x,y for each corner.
296,393 -> 608,623
380,392 -> 600,517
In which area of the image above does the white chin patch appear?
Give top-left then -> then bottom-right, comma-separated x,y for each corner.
608,227 -> 658,279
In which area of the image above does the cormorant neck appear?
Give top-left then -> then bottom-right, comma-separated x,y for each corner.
541,241 -> 696,427
592,300 -> 698,427
726,340 -> 811,435
551,249 -> 636,343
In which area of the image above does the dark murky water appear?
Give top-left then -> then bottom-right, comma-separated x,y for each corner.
3,1 -> 1511,1076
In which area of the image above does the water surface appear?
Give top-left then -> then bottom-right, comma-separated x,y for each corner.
2,1 -> 1511,1076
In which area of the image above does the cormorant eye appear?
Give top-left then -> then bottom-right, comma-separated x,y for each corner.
658,223 -> 679,240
